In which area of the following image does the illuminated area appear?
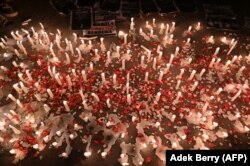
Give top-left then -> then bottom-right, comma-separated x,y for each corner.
0,1 -> 249,166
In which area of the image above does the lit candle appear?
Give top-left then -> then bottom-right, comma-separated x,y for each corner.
101,72 -> 106,84
47,89 -> 54,99
158,71 -> 164,82
12,83 -> 22,94
174,47 -> 179,56
209,58 -> 216,68
169,54 -> 174,64
126,83 -> 130,94
72,69 -> 77,77
231,90 -> 242,102
152,18 -> 156,27
199,69 -> 206,78
0,66 -> 9,72
190,81 -> 198,91
196,22 -> 201,31
124,34 -> 128,44
55,73 -> 62,85
126,72 -> 130,83
141,56 -> 145,66
79,89 -> 85,101
214,47 -> 220,56
165,63 -> 170,73
65,52 -> 70,64
106,98 -> 111,108
66,75 -> 72,89
63,100 -> 70,112
187,26 -> 192,32
215,87 -> 223,95
7,94 -> 16,102
130,17 -> 134,30
145,72 -> 149,82
186,38 -> 191,45
176,80 -> 181,89
25,70 -> 33,80
100,37 -> 104,45
208,36 -> 214,43
150,29 -> 154,37
188,70 -> 196,81
238,66 -> 245,73
16,99 -> 23,108
215,58 -> 221,66
90,62 -> 93,71
227,41 -> 237,55
147,51 -> 151,62
224,60 -> 231,69
170,22 -> 175,33
127,94 -> 131,105
158,51 -> 163,60
34,94 -> 42,101
188,58 -> 192,65
113,74 -> 117,85
81,70 -> 87,82
14,49 -> 22,59
165,24 -> 169,34
43,104 -> 51,112
177,69 -> 185,79
19,82 -> 29,93
122,59 -> 126,70
154,92 -> 161,103
91,93 -> 100,102
153,58 -> 157,70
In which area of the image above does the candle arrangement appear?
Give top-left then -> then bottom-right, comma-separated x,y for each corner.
0,17 -> 249,166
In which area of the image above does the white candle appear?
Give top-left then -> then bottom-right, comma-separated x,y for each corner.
55,73 -> 62,85
188,26 -> 192,32
165,63 -> 170,73
100,37 -> 104,45
188,70 -> 196,81
231,55 -> 238,64
130,17 -> 134,30
214,47 -> 220,56
190,81 -> 198,91
116,46 -> 120,54
169,54 -> 174,64
101,72 -> 106,84
91,93 -> 100,102
238,66 -> 245,73
34,94 -> 42,101
79,89 -> 85,101
0,66 -> 9,72
188,58 -> 192,65
72,69 -> 77,77
14,49 -> 22,59
127,94 -> 131,105
95,49 -> 98,56
196,22 -> 201,31
43,104 -> 51,112
139,27 -> 143,34
47,89 -> 54,99
81,70 -> 87,82
215,58 -> 221,66
124,34 -> 128,44
224,60 -> 231,69
63,101 -> 70,112
153,58 -> 157,70
165,24 -> 169,34
152,18 -> 156,27
147,51 -> 151,62
141,56 -> 145,66
199,69 -> 206,78
66,75 -> 72,89
178,69 -> 185,79
106,98 -> 111,108
8,94 -> 16,102
209,58 -> 216,68
176,80 -> 181,89
227,41 -> 237,55
13,83 -> 22,94
231,90 -> 242,102
107,51 -> 111,61
73,33 -> 77,43
158,71 -> 164,82
158,51 -> 163,60
19,82 -> 29,93
122,59 -> 126,70
150,29 -> 154,37
174,47 -> 179,56
126,72 -> 130,83
126,83 -> 129,94
155,92 -> 161,103
215,87 -> 223,95
25,70 -> 33,80
113,74 -> 117,85
186,38 -> 191,44
90,62 -> 93,71
145,72 -> 149,82
16,99 -> 23,108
